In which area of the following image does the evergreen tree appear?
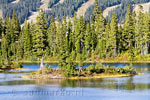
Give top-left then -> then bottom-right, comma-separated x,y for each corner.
75,16 -> 85,54
4,16 -> 12,58
110,13 -> 118,57
95,10 -> 105,58
123,5 -> 135,54
47,16 -> 56,56
11,10 -> 21,42
0,18 -> 3,39
143,12 -> 150,55
135,8 -> 144,55
22,20 -> 31,58
32,9 -> 48,58
104,23 -> 110,57
1,34 -> 8,65
93,0 -> 99,21
85,23 -> 92,53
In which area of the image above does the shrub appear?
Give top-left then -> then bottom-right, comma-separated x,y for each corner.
44,66 -> 53,73
86,65 -> 95,74
105,66 -> 116,73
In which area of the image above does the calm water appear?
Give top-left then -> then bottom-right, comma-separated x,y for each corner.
0,63 -> 150,100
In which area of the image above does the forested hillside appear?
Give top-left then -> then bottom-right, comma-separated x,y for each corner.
46,0 -> 89,20
0,0 -> 41,24
1,0 -> 150,65
1,0 -> 150,24
85,0 -> 150,23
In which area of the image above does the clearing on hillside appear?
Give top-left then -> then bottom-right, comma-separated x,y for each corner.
76,0 -> 95,17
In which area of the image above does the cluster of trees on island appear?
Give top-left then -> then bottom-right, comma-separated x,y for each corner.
0,0 -> 150,75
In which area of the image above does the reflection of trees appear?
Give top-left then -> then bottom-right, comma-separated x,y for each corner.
59,78 -> 150,91
125,77 -> 135,90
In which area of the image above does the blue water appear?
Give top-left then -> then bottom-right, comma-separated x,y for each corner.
0,63 -> 150,100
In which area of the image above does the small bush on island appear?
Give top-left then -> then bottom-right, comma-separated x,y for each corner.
44,65 -> 53,74
85,63 -> 136,75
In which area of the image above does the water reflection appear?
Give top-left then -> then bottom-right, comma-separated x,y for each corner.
0,63 -> 150,100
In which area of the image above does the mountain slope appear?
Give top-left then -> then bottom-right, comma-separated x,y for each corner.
134,2 -> 150,13
76,0 -> 95,17
103,4 -> 121,18
1,0 -> 150,24
11,0 -> 20,3
25,0 -> 65,24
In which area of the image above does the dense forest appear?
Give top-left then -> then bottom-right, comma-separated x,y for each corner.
1,0 -> 150,67
1,0 -> 150,24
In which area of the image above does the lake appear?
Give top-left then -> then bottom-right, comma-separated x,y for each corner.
0,63 -> 150,100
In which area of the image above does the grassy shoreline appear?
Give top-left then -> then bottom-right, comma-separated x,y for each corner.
19,60 -> 150,64
22,73 -> 143,80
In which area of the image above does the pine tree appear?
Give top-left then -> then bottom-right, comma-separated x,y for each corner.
22,20 -> 31,58
4,16 -> 12,58
0,18 -> 3,61
47,16 -> 56,56
66,20 -> 73,52
85,23 -> 92,53
72,12 -> 77,50
90,19 -> 97,52
93,0 -> 99,22
110,13 -> 118,57
104,23 -> 110,57
143,12 -> 150,55
1,34 -> 8,65
0,18 -> 3,39
11,10 -> 21,42
135,8 -> 144,55
75,16 -> 85,54
117,25 -> 123,55
95,9 -> 106,58
32,9 -> 48,58
123,5 -> 135,54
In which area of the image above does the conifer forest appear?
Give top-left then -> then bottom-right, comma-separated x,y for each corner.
1,0 -> 150,66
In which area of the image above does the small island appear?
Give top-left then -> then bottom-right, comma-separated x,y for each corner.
22,62 -> 141,80
0,61 -> 23,72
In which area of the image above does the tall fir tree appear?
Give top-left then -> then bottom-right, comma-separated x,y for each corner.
47,16 -> 56,56
22,20 -> 32,58
0,18 -> 3,39
85,23 -> 92,53
123,5 -> 135,56
1,34 -> 8,64
143,12 -> 150,55
110,13 -> 118,57
32,9 -> 48,59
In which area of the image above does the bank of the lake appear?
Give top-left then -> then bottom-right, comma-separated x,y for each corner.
19,59 -> 150,64
22,73 -> 142,80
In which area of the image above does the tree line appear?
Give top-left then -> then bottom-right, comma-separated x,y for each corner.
0,0 -> 150,66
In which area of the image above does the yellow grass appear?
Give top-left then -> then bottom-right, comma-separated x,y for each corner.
22,73 -> 142,80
